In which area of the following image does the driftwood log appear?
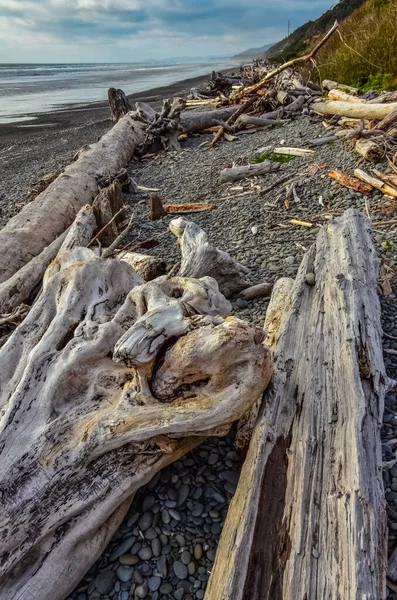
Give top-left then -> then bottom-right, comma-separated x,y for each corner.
220,161 -> 281,183
206,209 -> 388,600
0,216 -> 272,600
313,101 -> 397,120
0,114 -> 145,285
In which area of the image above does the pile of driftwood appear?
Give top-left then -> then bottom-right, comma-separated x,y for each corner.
0,20 -> 395,600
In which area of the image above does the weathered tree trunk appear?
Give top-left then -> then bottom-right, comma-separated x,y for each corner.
108,87 -> 132,122
0,219 -> 272,600
354,138 -> 384,161
328,89 -> 363,103
313,100 -> 397,120
0,115 -> 145,285
206,209 -> 387,600
220,161 -> 281,183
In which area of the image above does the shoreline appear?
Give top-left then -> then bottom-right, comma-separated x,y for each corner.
0,70 -> 233,228
0,70 -> 234,139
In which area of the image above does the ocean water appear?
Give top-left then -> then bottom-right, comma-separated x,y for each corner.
0,60 -> 236,124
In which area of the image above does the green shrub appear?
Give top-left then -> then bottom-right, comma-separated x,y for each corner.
311,0 -> 397,90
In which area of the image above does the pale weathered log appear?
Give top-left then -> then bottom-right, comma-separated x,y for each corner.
313,101 -> 397,120
328,89 -> 364,103
354,169 -> 397,198
0,114 -> 145,285
239,282 -> 273,301
170,217 -> 251,296
206,209 -> 387,600
108,87 -> 132,122
322,80 -> 358,93
0,231 -> 67,315
377,107 -> 397,132
220,161 -> 281,183
120,252 -> 166,281
179,106 -> 237,133
355,138 -> 384,161
0,245 -> 271,600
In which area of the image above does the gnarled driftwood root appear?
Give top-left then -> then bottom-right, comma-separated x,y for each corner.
0,245 -> 271,600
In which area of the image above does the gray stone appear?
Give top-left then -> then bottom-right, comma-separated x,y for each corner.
109,536 -> 135,561
305,272 -> 316,286
151,537 -> 161,557
236,298 -> 248,309
162,508 -> 171,523
116,566 -> 133,583
208,454 -> 218,465
135,580 -> 148,599
174,589 -> 184,600
139,513 -> 153,532
148,576 -> 161,592
94,571 -> 116,595
212,492 -> 226,503
121,592 -> 129,600
165,500 -> 177,508
134,570 -> 144,584
173,560 -> 188,579
160,583 -> 173,594
144,527 -> 157,540
284,255 -> 295,266
138,546 -> 152,560
188,561 -> 196,575
196,590 -> 205,599
192,503 -> 204,517
211,522 -> 222,535
156,554 -> 167,577
181,550 -> 191,565
177,484 -> 190,506
169,508 -> 181,521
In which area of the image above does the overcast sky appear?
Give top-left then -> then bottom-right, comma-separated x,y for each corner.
0,0 -> 335,63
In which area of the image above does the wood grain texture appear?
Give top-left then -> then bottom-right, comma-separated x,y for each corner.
206,209 -> 387,600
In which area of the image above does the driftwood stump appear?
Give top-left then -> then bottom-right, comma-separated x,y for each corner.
206,209 -> 388,600
108,88 -> 132,122
0,215 -> 272,600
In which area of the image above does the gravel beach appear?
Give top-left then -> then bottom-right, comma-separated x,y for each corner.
3,92 -> 397,599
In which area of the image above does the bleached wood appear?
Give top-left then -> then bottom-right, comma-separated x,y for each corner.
0,114 -> 145,285
120,252 -> 166,281
170,217 -> 251,296
206,209 -> 387,600
0,243 -> 271,600
355,138 -> 384,161
220,161 -> 281,183
313,101 -> 397,120
354,169 -> 397,197
328,89 -> 364,103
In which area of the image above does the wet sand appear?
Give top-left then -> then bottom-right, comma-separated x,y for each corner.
0,72 -> 217,227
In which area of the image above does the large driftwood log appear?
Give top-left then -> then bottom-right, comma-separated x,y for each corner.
0,114 -> 145,285
0,240 -> 272,600
170,217 -> 251,296
206,209 -> 387,600
0,204 -> 96,315
313,100 -> 397,120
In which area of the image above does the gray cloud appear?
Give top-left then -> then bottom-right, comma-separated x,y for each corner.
0,0 -> 335,61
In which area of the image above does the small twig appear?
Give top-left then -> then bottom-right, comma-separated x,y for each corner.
88,207 -> 126,247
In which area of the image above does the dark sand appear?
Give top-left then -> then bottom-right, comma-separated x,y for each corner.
0,72 -> 214,227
